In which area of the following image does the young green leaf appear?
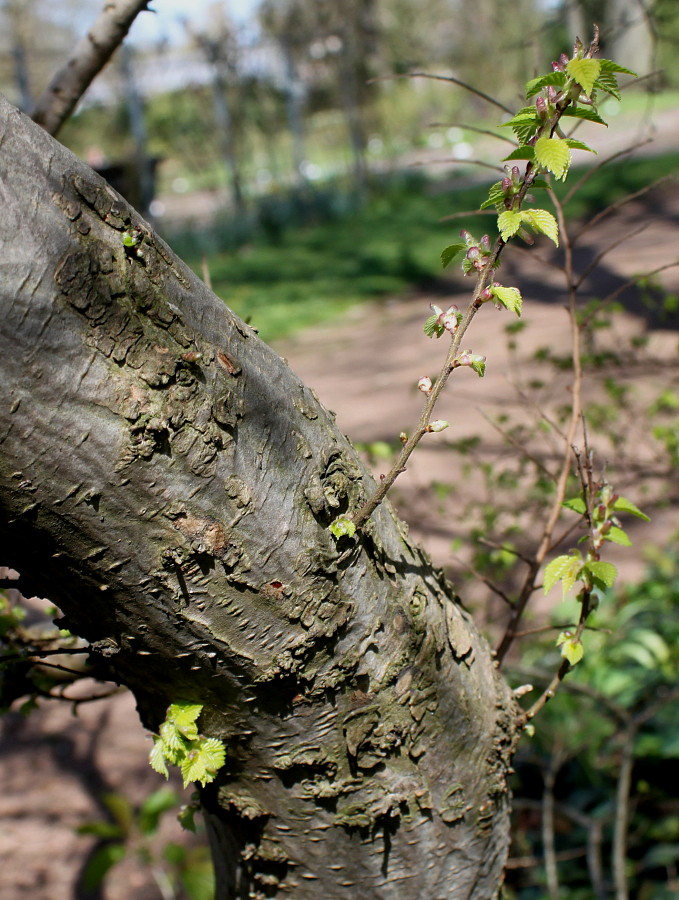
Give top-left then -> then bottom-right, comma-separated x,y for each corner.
605,526 -> 632,546
178,804 -> 198,832
441,243 -> 466,269
471,358 -> 486,377
480,181 -> 506,209
522,209 -> 559,246
491,285 -> 523,317
159,721 -> 185,757
168,702 -> 203,740
498,209 -> 523,241
566,58 -> 601,97
534,135 -> 571,180
502,146 -> 535,162
557,632 -> 584,665
563,496 -> 587,515
565,138 -> 596,154
585,560 -> 618,589
329,516 -> 357,539
180,737 -> 227,788
149,738 -> 170,779
613,496 -> 650,521
544,553 -> 582,596
525,71 -> 567,98
598,59 -> 637,77
424,314 -> 445,338
561,107 -> 607,126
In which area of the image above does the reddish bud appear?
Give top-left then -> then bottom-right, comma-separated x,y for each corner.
552,60 -> 563,72
466,245 -> 480,260
460,229 -> 473,244
480,234 -> 491,251
511,166 -> 521,180
535,96 -> 547,117
480,287 -> 494,301
560,53 -> 570,67
547,85 -> 558,103
502,176 -> 512,192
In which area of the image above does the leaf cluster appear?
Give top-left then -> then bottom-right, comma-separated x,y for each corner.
149,702 -> 226,789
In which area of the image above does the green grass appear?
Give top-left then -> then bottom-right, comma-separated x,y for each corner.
172,151 -> 679,343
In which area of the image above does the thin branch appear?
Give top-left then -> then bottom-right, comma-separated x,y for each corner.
591,260 -> 679,317
371,72 -> 514,115
451,554 -> 513,606
575,175 -> 676,243
575,222 -> 650,289
411,157 -> 505,174
31,0 -> 152,136
428,121 -> 518,145
562,139 -> 654,206
479,409 -> 556,481
439,209 -> 497,222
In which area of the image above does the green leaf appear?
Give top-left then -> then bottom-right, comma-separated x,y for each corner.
565,139 -> 596,154
178,804 -> 198,832
82,844 -> 126,892
329,516 -> 357,539
471,358 -> 486,377
594,70 -> 622,100
522,208 -> 559,246
491,285 -> 523,317
566,58 -> 601,97
585,560 -> 618,589
480,181 -> 506,209
149,738 -> 170,779
500,107 -> 541,143
557,633 -> 584,665
122,231 -> 139,247
180,738 -> 226,788
613,496 -> 650,521
604,526 -> 632,546
561,107 -> 607,126
159,721 -> 186,757
168,702 -> 203,738
598,59 -> 637,77
525,71 -> 567,98
543,553 -> 582,596
139,788 -> 180,837
563,496 -> 586,515
502,145 -> 535,162
441,243 -> 466,269
423,314 -> 445,338
497,209 -> 523,241
534,135 -> 571,180
531,179 -> 551,190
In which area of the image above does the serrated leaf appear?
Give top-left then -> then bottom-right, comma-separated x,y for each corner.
500,108 -> 540,128
613,496 -> 650,521
563,496 -> 587,514
500,107 -> 541,143
502,146 -> 535,162
149,738 -> 170,779
605,526 -> 632,546
168,703 -> 202,740
159,721 -> 185,756
471,359 -> 486,377
566,58 -> 601,97
491,285 -> 523,317
522,208 -> 559,246
534,135 -> 571,180
561,107 -> 607,126
594,70 -> 621,100
525,71 -> 567,98
329,516 -> 357,539
480,181 -> 506,210
565,139 -> 596,153
498,209 -> 523,241
586,560 -> 618,588
599,59 -> 638,77
559,634 -> 584,665
441,243 -> 466,269
423,314 -> 445,338
543,553 -> 582,596
180,738 -> 226,788
199,737 -> 227,776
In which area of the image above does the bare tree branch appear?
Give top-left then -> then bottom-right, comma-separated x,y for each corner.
30,0 -> 152,136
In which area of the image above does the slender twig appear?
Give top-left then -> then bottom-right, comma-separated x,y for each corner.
30,0 -> 152,136
562,139 -> 654,206
429,121 -> 518,145
613,733 -> 634,900
451,554 -> 513,606
370,72 -> 514,115
439,209 -> 497,222
575,222 -> 650,289
411,157 -> 506,174
479,409 -> 556,480
477,537 -> 534,565
575,175 -> 676,244
586,260 -> 679,320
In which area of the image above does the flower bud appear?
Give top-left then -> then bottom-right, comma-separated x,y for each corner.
399,431 -> 407,444
560,53 -> 570,68
466,245 -> 480,260
552,60 -> 563,72
442,312 -> 459,332
511,166 -> 521,181
547,85 -> 558,103
480,234 -> 491,251
428,420 -> 449,433
417,376 -> 432,393
502,176 -> 512,193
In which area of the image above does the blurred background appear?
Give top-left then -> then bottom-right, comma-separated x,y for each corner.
2,2 -> 679,899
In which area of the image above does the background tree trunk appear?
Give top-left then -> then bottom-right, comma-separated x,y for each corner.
0,95 -> 518,899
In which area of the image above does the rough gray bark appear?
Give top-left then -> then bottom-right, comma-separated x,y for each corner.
30,0 -> 152,136
0,95 -> 518,899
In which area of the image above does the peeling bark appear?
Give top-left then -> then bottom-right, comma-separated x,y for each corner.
0,96 -> 518,899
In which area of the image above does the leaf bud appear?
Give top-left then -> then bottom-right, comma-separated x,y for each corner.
417,376 -> 433,393
535,96 -> 548,118
480,286 -> 494,301
546,85 -> 558,103
427,420 -> 449,433
572,38 -> 583,57
560,53 -> 570,68
552,60 -> 563,72
399,431 -> 408,444
460,229 -> 474,244
466,245 -> 480,260
511,166 -> 521,181
480,234 -> 491,251
502,176 -> 512,193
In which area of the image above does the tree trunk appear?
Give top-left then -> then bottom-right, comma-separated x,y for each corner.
0,95 -> 518,899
